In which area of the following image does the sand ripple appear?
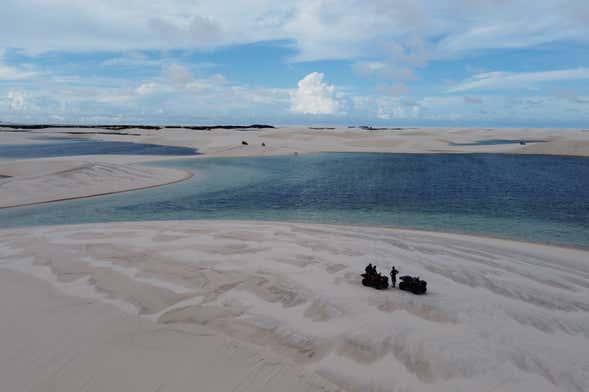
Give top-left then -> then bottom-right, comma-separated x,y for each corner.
1,220 -> 588,392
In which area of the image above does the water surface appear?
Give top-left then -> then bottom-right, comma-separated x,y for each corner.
0,137 -> 198,158
448,139 -> 546,146
1,153 -> 588,247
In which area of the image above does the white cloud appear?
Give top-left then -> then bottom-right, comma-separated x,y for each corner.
350,36 -> 429,90
290,72 -> 342,115
0,64 -> 37,81
101,52 -> 162,68
352,61 -> 417,81
449,68 -> 589,92
552,88 -> 589,104
0,47 -> 37,80
370,93 -> 589,124
208,73 -> 226,84
377,83 -> 410,96
164,63 -> 194,87
136,82 -> 159,96
96,92 -> 137,105
0,0 -> 585,64
464,96 -> 483,104
6,91 -> 26,111
386,38 -> 430,68
0,58 -> 296,123
148,15 -> 223,47
377,97 -> 422,120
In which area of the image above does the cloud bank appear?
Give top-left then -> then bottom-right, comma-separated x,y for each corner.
0,1 -> 588,126
1,0 -> 587,62
449,68 -> 589,92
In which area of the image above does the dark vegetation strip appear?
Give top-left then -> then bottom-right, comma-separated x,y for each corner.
0,124 -> 275,131
348,126 -> 408,130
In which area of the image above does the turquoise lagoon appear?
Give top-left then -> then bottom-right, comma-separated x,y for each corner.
1,153 -> 588,247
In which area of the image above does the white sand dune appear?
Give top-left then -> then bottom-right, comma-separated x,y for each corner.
1,128 -> 587,391
0,160 -> 191,208
0,269 -> 336,392
100,126 -> 589,158
2,126 -> 589,162
1,220 -> 588,392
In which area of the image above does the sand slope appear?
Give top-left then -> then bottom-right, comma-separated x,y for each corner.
1,220 -> 588,392
0,269 -> 337,392
0,161 -> 191,208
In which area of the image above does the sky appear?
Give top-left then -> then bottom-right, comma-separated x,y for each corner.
0,0 -> 588,127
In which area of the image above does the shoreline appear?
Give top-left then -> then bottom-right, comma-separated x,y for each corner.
180,149 -> 589,160
0,151 -> 586,250
2,213 -> 588,252
0,158 -> 195,209
0,169 -> 194,210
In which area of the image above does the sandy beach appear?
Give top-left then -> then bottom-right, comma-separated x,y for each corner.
0,267 -> 336,392
1,220 -> 588,391
0,159 -> 192,209
1,126 -> 588,391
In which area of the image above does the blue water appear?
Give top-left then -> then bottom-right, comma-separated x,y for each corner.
1,153 -> 588,247
449,139 -> 547,146
0,138 -> 198,158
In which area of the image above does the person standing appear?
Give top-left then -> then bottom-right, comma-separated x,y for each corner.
390,266 -> 399,288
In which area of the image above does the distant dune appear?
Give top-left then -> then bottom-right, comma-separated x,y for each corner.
3,125 -> 587,158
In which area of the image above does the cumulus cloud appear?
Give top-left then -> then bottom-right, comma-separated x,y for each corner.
1,1 -> 588,126
449,68 -> 589,92
0,70 -> 293,124
290,72 -> 342,115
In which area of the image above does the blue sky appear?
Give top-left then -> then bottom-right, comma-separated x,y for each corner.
0,0 -> 588,127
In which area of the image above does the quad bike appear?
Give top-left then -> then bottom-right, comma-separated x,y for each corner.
362,272 -> 389,290
398,275 -> 427,294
